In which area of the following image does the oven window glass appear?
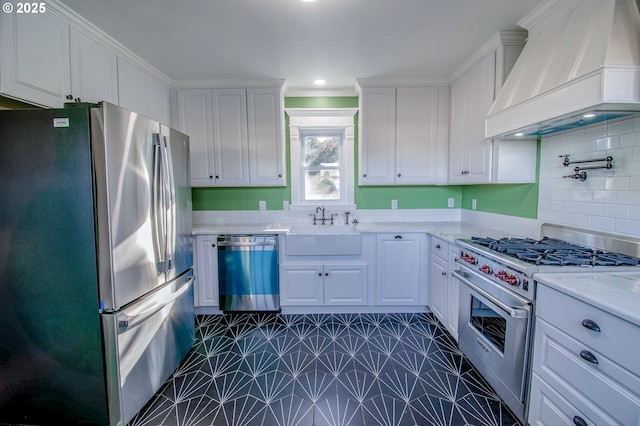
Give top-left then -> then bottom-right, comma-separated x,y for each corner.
470,296 -> 506,353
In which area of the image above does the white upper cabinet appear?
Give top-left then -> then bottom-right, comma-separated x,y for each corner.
69,28 -> 119,105
118,58 -> 170,124
247,88 -> 286,186
448,30 -> 536,184
0,4 -> 168,117
175,85 -> 286,187
1,10 -> 71,107
358,84 -> 449,186
449,52 -> 495,184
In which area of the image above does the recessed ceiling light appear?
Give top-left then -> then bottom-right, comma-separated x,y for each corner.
314,79 -> 326,86
514,132 -> 524,137
300,0 -> 316,2
582,113 -> 596,118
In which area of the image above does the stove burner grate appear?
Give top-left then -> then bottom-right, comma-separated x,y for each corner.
471,236 -> 640,267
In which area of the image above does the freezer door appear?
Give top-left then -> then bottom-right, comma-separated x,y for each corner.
102,270 -> 195,426
92,103 -> 167,310
161,124 -> 193,282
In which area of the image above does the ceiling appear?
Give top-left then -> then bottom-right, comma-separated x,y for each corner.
58,0 -> 544,94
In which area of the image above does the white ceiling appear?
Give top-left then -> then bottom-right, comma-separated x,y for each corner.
58,0 -> 544,94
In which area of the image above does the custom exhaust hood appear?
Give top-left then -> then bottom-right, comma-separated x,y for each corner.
486,0 -> 640,139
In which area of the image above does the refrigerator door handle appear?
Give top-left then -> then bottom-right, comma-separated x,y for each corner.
117,277 -> 193,333
152,133 -> 167,273
161,134 -> 176,271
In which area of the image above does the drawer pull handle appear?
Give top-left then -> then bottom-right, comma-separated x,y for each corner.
573,415 -> 588,426
579,350 -> 598,364
581,319 -> 601,332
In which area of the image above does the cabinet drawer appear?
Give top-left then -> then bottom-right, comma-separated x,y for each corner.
430,236 -> 448,260
537,284 -> 640,376
529,374 -> 602,426
533,318 -> 640,426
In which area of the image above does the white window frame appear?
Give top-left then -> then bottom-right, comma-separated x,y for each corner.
286,108 -> 358,209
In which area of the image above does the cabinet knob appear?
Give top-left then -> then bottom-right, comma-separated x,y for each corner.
325,272 -> 329,276
573,416 -> 588,426
278,174 -> 282,178
397,173 -> 401,177
318,273 -> 323,276
435,244 -> 441,249
66,94 -> 73,100
441,271 -> 447,276
211,243 -> 216,247
209,175 -> 213,179
215,175 -> 219,179
581,319 -> 601,332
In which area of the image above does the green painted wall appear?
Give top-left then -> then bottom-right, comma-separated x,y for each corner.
191,96 -> 539,219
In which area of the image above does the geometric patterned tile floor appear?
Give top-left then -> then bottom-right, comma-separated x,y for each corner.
129,313 -> 521,426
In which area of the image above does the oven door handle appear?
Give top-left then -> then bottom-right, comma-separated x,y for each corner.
452,270 -> 530,319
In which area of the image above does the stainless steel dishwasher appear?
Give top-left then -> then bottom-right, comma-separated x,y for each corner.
217,235 -> 279,312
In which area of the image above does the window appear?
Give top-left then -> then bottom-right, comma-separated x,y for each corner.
300,130 -> 343,201
286,108 -> 357,208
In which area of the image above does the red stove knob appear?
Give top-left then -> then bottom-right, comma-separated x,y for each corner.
495,270 -> 519,286
505,275 -> 519,286
479,264 -> 493,274
462,253 -> 478,265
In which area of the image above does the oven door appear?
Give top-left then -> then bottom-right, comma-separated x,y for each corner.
453,266 -> 532,422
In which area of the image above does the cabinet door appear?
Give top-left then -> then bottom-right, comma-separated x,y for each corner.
448,74 -> 469,183
429,255 -> 448,325
212,88 -> 250,186
280,264 -> 323,306
194,236 -> 219,307
324,263 -> 368,305
359,88 -> 396,185
0,10 -> 70,107
445,246 -> 460,339
146,76 -> 170,125
465,51 -> 495,182
176,89 -> 215,186
69,28 -> 118,105
395,87 -> 439,184
117,58 -> 148,116
376,234 -> 421,305
247,87 -> 285,186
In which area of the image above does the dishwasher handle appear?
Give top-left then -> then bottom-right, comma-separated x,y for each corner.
218,240 -> 277,248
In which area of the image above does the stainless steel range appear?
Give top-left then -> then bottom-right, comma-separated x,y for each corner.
452,223 -> 640,423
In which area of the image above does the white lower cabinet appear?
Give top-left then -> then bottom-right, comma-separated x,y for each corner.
528,283 -> 640,426
280,263 -> 368,306
376,233 -> 426,305
428,236 -> 459,339
193,235 -> 219,308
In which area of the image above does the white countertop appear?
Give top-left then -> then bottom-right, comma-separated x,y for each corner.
535,272 -> 640,327
192,221 -> 511,244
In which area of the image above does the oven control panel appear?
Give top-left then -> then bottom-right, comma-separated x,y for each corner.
456,248 -> 533,300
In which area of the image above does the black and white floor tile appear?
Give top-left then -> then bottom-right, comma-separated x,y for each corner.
129,313 -> 520,426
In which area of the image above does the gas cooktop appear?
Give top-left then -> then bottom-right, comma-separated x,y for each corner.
470,236 -> 640,267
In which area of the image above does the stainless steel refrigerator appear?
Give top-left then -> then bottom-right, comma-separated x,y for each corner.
0,102 -> 195,425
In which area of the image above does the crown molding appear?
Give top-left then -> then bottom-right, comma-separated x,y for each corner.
171,79 -> 286,89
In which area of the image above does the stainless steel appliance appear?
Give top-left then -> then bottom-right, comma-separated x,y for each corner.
453,223 -> 640,423
218,235 -> 279,312
0,102 -> 194,425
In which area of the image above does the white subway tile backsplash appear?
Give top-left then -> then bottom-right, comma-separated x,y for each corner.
614,219 -> 640,236
539,117 -> 640,238
590,216 -> 615,232
570,214 -> 591,228
604,204 -> 630,219
617,191 -> 640,206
